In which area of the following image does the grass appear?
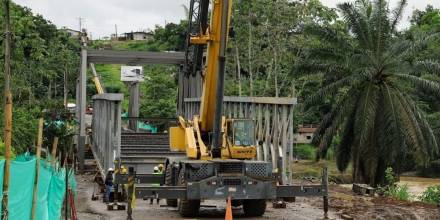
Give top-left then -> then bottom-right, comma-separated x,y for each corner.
93,64 -> 129,110
292,160 -> 353,183
384,184 -> 412,201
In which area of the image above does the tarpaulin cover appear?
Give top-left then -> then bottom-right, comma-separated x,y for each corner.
0,155 -> 76,220
8,158 -> 36,220
47,167 -> 66,220
37,162 -> 53,220
0,160 -> 4,217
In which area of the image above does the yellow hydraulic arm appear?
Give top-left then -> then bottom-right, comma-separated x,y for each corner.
90,63 -> 105,94
192,0 -> 232,133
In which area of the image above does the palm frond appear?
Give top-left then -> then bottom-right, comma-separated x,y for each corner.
394,74 -> 440,98
304,24 -> 353,51
378,83 -> 405,162
390,0 -> 407,33
314,89 -> 360,158
370,0 -> 390,56
338,2 -> 372,49
399,92 -> 439,156
415,60 -> 440,76
336,114 -> 356,171
304,74 -> 358,109
354,82 -> 379,157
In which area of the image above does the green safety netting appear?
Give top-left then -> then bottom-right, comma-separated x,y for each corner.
37,161 -> 53,220
0,155 -> 76,220
8,158 -> 36,220
48,167 -> 66,220
0,160 -> 4,217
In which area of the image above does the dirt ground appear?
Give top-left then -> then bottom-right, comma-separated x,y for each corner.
75,174 -> 440,220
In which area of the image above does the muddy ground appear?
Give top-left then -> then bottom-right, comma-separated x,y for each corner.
75,174 -> 440,220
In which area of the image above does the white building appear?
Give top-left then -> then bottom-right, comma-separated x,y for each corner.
123,31 -> 154,41
293,126 -> 317,144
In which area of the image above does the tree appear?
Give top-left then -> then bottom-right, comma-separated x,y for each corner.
301,0 -> 439,185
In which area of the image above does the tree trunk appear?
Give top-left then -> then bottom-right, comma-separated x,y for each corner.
48,80 -> 52,99
248,9 -> 253,96
235,45 -> 242,96
274,50 -> 279,97
64,66 -> 68,108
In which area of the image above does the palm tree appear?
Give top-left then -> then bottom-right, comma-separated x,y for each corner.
299,0 -> 440,186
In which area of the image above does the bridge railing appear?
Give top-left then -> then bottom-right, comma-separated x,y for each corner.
183,96 -> 297,185
91,93 -> 123,178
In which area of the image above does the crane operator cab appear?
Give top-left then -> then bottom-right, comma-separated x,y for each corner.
169,117 -> 257,160
222,119 -> 257,159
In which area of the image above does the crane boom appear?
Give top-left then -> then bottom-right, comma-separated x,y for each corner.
191,0 -> 232,133
90,63 -> 105,94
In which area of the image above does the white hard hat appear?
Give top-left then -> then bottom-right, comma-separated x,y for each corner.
153,166 -> 159,171
108,168 -> 114,172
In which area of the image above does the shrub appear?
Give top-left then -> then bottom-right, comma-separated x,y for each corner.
386,184 -> 412,201
419,185 -> 440,204
294,144 -> 316,160
380,167 -> 412,201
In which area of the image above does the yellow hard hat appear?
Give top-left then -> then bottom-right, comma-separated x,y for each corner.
158,164 -> 164,168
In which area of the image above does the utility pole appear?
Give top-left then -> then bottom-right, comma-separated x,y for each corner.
2,0 -> 13,217
77,17 -> 85,31
115,24 -> 118,40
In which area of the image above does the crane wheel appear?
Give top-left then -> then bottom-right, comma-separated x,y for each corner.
165,164 -> 178,207
178,199 -> 200,217
177,167 -> 200,217
243,199 -> 267,217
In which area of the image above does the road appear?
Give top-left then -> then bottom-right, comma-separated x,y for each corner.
75,174 -> 440,220
75,174 -> 336,220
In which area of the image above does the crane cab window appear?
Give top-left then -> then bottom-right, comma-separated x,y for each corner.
233,120 -> 255,146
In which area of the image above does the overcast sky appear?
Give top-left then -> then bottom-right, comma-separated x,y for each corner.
13,0 -> 437,39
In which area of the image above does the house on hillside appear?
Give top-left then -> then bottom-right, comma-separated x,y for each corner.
293,125 -> 317,144
123,31 -> 154,41
61,27 -> 81,38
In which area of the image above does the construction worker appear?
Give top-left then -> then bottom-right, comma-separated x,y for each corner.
150,166 -> 162,204
104,168 -> 114,203
158,164 -> 164,173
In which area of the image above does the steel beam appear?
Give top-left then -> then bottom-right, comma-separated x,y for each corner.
276,185 -> 327,197
114,173 -> 165,185
87,50 -> 185,65
135,186 -> 187,199
78,35 -> 87,173
184,96 -> 297,105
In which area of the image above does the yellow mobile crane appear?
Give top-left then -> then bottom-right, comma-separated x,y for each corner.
169,0 -> 256,161
116,0 -> 328,218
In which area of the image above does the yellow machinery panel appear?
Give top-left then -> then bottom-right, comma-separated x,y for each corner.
169,126 -> 185,152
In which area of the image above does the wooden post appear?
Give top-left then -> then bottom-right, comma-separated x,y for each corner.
51,137 -> 59,165
2,0 -> 12,217
31,118 -> 44,220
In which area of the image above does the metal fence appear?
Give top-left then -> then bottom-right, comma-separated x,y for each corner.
91,93 -> 123,178
183,96 -> 297,184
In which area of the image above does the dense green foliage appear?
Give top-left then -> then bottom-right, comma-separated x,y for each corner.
2,0 -> 439,183
419,185 -> 440,204
0,3 -> 79,154
301,0 -> 440,185
294,144 -> 317,160
139,66 -> 178,118
377,167 -> 412,201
